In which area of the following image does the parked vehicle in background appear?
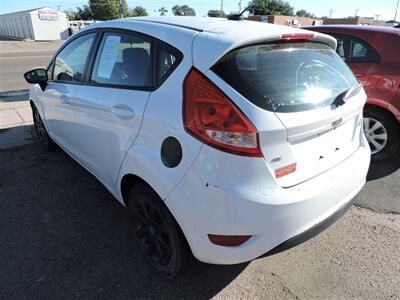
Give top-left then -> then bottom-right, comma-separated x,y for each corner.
24,17 -> 370,278
306,25 -> 400,160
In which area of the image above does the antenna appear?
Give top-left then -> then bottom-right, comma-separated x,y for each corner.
228,4 -> 253,20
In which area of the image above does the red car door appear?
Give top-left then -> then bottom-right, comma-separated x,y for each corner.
331,33 -> 380,88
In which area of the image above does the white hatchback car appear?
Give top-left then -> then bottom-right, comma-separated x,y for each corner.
24,17 -> 370,278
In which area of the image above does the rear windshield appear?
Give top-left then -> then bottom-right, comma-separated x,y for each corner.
212,42 -> 359,112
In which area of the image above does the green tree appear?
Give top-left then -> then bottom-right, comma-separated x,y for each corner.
172,5 -> 196,16
159,7 -> 168,16
89,0 -> 128,20
129,6 -> 148,17
75,5 -> 93,20
207,10 -> 226,17
295,9 -> 316,18
248,0 -> 294,16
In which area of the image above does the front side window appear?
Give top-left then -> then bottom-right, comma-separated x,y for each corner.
91,32 -> 152,88
53,33 -> 95,82
212,42 -> 359,113
333,34 -> 380,63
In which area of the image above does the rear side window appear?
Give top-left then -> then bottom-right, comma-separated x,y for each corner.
212,42 -> 359,112
53,33 -> 95,82
158,47 -> 177,81
91,32 -> 152,88
156,43 -> 182,86
332,34 -> 380,63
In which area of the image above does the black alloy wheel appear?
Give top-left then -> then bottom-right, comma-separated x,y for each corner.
127,183 -> 189,278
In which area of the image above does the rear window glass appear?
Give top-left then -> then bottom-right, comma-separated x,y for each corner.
212,42 -> 359,112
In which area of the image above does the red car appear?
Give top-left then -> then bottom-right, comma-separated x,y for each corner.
306,25 -> 400,161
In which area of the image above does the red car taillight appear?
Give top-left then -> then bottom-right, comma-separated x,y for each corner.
183,68 -> 262,157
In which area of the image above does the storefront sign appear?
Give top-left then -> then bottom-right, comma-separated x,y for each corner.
38,9 -> 59,21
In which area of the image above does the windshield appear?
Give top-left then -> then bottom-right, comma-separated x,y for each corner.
212,42 -> 359,113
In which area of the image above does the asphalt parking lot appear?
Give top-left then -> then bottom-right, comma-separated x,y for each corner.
0,40 -> 399,299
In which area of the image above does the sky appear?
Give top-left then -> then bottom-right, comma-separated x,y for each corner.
0,0 -> 398,20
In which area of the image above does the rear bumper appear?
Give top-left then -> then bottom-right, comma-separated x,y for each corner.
165,138 -> 370,265
263,192 -> 355,257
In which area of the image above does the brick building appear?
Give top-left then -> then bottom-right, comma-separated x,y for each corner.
322,17 -> 386,26
248,15 -> 322,27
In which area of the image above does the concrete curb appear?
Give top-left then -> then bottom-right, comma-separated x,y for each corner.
0,90 -> 29,98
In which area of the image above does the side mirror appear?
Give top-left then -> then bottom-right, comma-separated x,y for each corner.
24,68 -> 48,91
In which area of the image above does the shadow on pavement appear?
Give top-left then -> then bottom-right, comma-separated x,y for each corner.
0,139 -> 247,298
367,151 -> 400,182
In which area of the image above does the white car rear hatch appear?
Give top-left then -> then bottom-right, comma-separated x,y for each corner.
193,21 -> 366,187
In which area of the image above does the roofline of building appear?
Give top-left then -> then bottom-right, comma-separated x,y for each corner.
0,7 -> 53,17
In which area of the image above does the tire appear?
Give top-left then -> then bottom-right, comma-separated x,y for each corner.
364,106 -> 400,161
127,183 -> 190,278
32,104 -> 56,151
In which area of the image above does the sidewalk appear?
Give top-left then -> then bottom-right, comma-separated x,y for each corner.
0,96 -> 32,128
0,93 -> 34,149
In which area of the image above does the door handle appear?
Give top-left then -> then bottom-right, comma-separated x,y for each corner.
59,95 -> 70,104
111,104 -> 135,120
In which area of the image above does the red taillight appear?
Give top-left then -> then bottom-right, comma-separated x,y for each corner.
183,68 -> 262,157
281,33 -> 314,41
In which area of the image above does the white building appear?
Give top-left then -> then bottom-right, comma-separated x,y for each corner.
0,7 -> 69,40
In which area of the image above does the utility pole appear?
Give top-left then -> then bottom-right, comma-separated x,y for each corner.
328,9 -> 334,18
395,0 -> 399,21
238,0 -> 242,12
355,8 -> 360,17
375,14 -> 380,20
119,0 -> 123,18
221,0 -> 224,12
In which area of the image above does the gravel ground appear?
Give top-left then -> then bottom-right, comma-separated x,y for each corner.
0,129 -> 399,299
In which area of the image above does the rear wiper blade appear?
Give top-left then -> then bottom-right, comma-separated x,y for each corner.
332,84 -> 362,108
